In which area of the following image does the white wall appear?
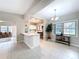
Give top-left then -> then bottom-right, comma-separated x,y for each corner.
0,11 -> 25,42
56,12 -> 79,47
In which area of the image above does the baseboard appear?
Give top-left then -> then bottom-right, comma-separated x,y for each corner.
71,43 -> 79,48
17,39 -> 24,43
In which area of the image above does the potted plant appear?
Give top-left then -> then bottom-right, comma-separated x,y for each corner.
46,23 -> 52,40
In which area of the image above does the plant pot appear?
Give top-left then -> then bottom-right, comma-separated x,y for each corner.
47,32 -> 52,40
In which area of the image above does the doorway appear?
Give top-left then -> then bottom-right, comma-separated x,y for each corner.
29,17 -> 44,39
0,25 -> 17,43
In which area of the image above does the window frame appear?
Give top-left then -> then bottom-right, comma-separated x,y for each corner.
63,21 -> 76,36
0,26 -> 8,32
54,23 -> 63,35
55,21 -> 76,36
0,26 -> 12,32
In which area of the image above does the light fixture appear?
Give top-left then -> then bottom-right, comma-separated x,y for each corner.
0,20 -> 5,22
30,17 -> 43,24
51,9 -> 59,21
51,17 -> 59,21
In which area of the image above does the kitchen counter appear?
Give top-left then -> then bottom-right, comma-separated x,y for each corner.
22,33 -> 40,48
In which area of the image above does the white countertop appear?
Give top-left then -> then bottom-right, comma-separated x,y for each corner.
21,33 -> 39,36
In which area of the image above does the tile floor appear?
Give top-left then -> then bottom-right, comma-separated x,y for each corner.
0,40 -> 79,59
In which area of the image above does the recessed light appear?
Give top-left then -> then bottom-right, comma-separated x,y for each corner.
0,20 -> 5,22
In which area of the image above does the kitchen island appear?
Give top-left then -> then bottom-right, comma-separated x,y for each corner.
22,33 -> 40,49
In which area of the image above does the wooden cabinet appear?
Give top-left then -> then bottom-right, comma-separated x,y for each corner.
56,35 -> 70,46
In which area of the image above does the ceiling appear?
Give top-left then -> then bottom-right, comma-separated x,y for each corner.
0,0 -> 35,15
0,0 -> 54,16
0,0 -> 79,19
33,0 -> 79,19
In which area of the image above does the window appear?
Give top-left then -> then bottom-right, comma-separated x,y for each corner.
8,26 -> 12,32
55,21 -> 76,36
55,23 -> 62,35
64,22 -> 76,35
1,26 -> 8,32
0,26 -> 12,32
